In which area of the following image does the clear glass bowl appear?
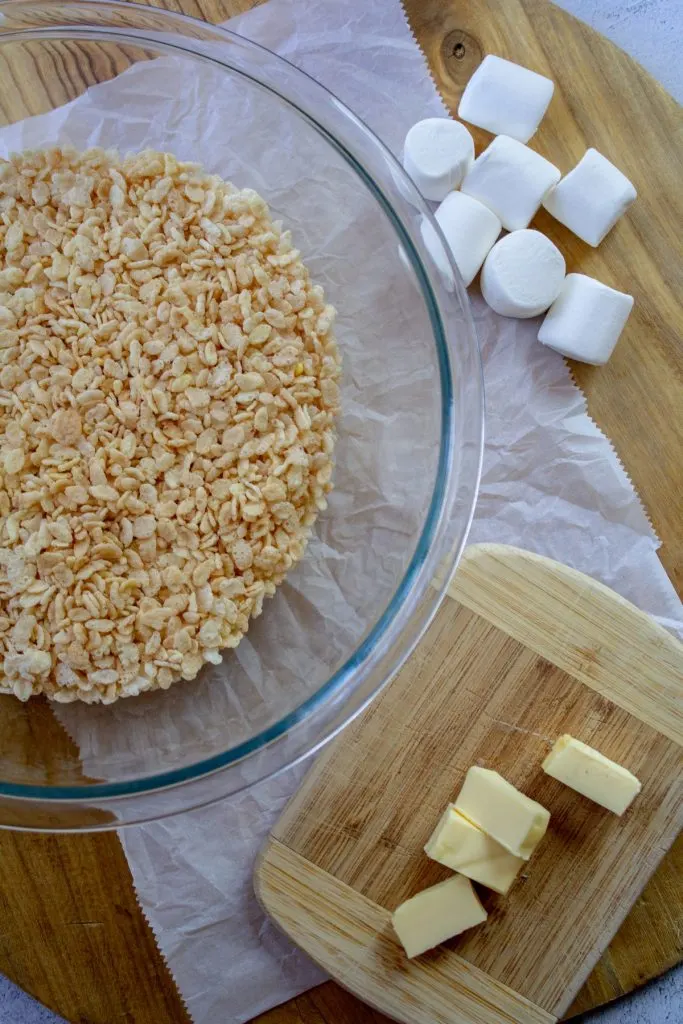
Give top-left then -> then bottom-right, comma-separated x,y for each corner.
0,0 -> 483,830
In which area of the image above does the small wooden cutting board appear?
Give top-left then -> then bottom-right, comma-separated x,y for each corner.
256,545 -> 683,1023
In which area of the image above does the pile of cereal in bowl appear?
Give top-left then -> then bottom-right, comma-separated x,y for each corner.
0,147 -> 340,704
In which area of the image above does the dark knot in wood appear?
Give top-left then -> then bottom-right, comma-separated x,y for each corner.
440,29 -> 483,89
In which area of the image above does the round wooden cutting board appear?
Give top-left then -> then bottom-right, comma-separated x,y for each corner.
0,2 -> 680,1023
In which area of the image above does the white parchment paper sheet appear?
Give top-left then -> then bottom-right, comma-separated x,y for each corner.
119,4 -> 682,1023
2,0 -> 681,1021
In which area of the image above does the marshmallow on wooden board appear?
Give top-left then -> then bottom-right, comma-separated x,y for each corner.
421,192 -> 502,287
543,148 -> 637,247
458,55 -> 554,143
461,136 -> 560,232
402,118 -> 475,201
538,273 -> 634,364
481,230 -> 566,318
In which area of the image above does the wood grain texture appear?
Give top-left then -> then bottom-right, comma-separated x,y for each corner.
256,839 -> 556,1024
260,545 -> 682,1021
0,2 -> 680,1023
449,545 -> 683,744
403,0 -> 683,594
0,830 -> 191,1024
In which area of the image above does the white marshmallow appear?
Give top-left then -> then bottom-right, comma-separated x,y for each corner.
421,192 -> 502,287
403,118 -> 475,201
461,136 -> 560,231
538,273 -> 634,364
481,229 -> 565,318
417,222 -> 454,290
458,55 -> 554,143
543,148 -> 637,247
398,236 -> 454,293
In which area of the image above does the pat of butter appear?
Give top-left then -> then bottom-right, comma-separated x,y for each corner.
542,735 -> 641,815
454,767 -> 550,860
425,806 -> 524,895
392,873 -> 487,959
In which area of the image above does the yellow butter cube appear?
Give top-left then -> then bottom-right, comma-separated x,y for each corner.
542,735 -> 641,815
454,766 -> 550,860
425,805 -> 524,894
392,873 -> 487,958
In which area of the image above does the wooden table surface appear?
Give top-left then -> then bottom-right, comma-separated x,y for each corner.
0,2 -> 680,1023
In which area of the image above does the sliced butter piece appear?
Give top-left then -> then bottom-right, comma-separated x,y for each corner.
392,873 -> 487,959
542,735 -> 641,815
425,805 -> 524,895
454,766 -> 550,860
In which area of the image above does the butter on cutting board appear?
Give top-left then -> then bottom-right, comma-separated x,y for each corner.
542,735 -> 641,814
454,766 -> 550,860
425,805 -> 524,894
392,873 -> 487,958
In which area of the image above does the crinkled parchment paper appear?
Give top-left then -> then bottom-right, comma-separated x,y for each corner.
2,0 -> 681,1021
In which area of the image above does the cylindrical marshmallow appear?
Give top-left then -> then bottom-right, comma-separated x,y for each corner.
421,192 -> 502,287
481,230 -> 566,318
543,148 -> 637,247
538,273 -> 634,364
461,135 -> 560,232
403,118 -> 475,201
458,54 -> 554,143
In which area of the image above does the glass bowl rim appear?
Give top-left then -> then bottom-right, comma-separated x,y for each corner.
0,0 -> 484,806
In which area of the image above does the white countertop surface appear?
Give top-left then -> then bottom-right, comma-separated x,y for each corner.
0,1 -> 680,1022
560,0 -> 682,102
